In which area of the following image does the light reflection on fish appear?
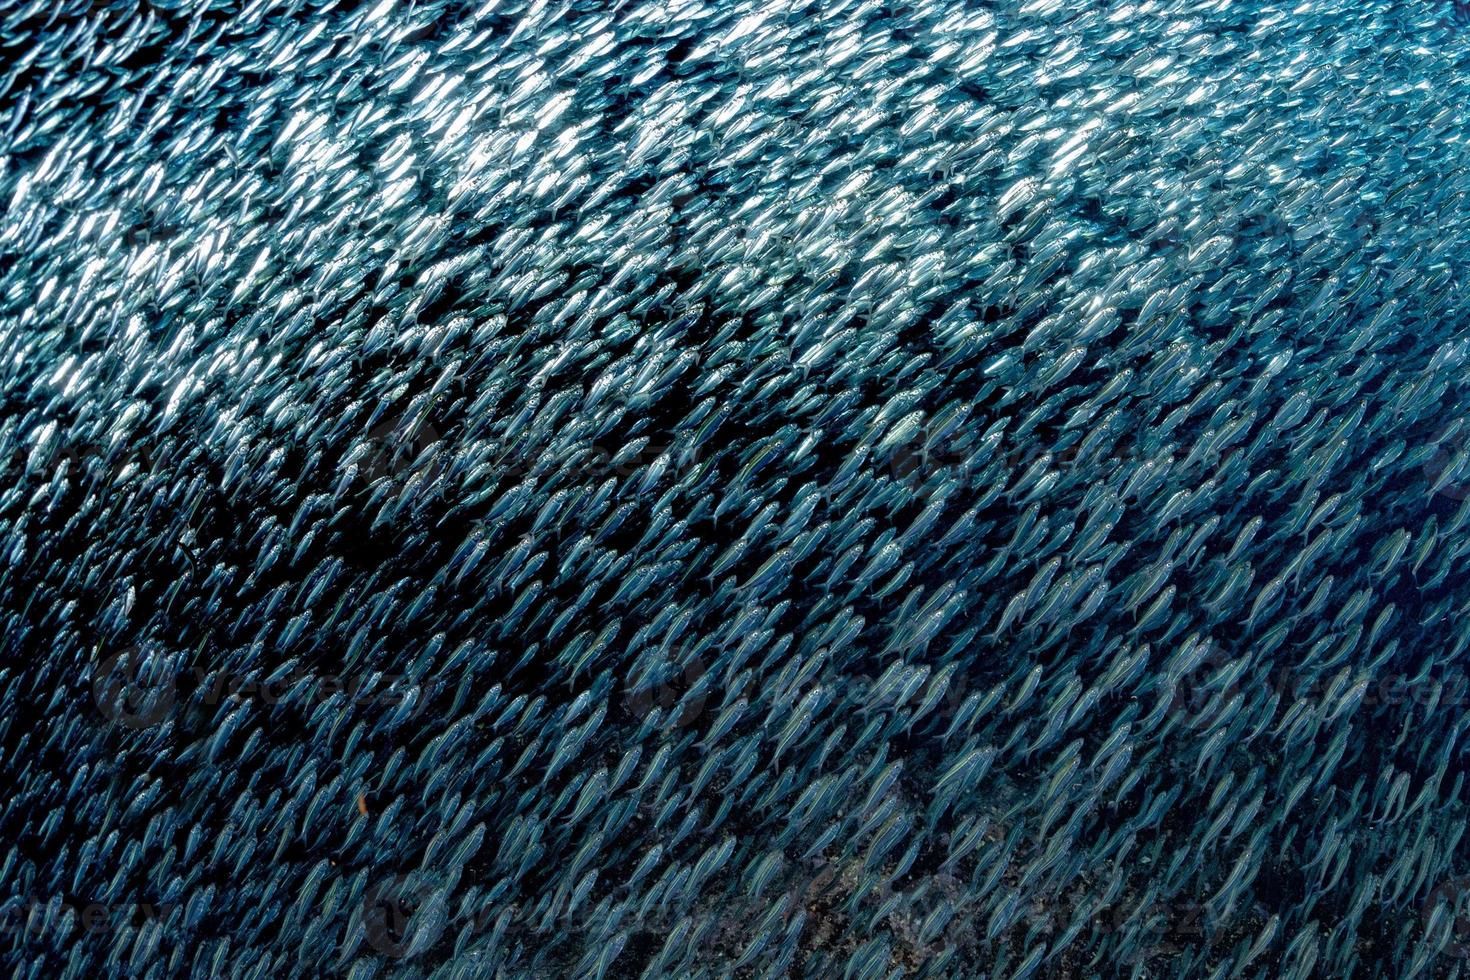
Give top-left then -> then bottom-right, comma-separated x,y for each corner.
3,0 -> 1470,977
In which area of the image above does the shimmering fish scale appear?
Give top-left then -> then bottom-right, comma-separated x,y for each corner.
4,0 -> 1470,977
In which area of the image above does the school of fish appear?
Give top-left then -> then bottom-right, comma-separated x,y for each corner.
3,0 -> 1470,976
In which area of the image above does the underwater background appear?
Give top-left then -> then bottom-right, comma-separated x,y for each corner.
3,0 -> 1470,976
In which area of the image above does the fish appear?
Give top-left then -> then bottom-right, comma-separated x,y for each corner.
7,0 -> 1470,976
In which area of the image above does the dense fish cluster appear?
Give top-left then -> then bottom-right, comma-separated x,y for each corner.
6,0 -> 1470,976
